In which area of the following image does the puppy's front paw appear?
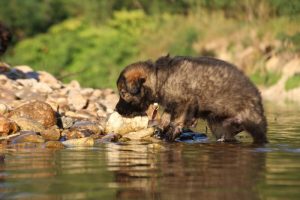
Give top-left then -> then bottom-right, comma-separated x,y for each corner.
164,124 -> 183,141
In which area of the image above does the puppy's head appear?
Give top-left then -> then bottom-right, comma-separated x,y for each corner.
115,61 -> 154,117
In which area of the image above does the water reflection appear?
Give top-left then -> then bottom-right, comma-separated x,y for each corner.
0,104 -> 300,199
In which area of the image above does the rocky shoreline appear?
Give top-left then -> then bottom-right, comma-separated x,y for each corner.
0,64 -> 161,149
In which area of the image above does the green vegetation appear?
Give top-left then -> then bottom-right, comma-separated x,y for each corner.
285,74 -> 300,91
250,71 -> 282,87
1,0 -> 300,88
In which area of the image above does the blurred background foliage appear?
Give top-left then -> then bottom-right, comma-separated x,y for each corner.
0,0 -> 300,88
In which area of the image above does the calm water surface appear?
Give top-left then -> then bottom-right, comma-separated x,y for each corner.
1,105 -> 300,200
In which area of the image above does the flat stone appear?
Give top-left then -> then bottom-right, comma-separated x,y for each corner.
11,131 -> 45,144
123,128 -> 154,140
62,137 -> 94,147
45,141 -> 64,149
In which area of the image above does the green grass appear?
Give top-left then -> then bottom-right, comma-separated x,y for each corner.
250,71 -> 281,87
285,74 -> 300,91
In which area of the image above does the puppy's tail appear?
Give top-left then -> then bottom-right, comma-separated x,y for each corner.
240,109 -> 268,144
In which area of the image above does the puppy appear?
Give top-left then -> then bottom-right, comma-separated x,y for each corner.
116,55 -> 268,143
0,22 -> 12,56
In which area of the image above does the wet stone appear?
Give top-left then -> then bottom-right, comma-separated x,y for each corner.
123,128 -> 154,140
45,141 -> 64,149
40,126 -> 61,141
62,137 -> 94,147
175,132 -> 208,143
95,133 -> 121,144
11,131 -> 45,144
64,129 -> 92,140
8,101 -> 57,128
71,121 -> 102,135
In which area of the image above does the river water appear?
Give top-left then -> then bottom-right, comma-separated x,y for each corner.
1,104 -> 300,200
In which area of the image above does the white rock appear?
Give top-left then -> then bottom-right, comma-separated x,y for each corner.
105,112 -> 149,135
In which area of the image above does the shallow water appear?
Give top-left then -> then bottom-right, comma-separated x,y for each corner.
1,105 -> 300,200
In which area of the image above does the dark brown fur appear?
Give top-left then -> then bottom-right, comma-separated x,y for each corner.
116,55 -> 268,143
0,22 -> 12,56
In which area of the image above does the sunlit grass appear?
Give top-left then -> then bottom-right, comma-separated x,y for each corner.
285,74 -> 300,91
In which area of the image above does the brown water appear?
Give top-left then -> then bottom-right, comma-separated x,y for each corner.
1,105 -> 300,200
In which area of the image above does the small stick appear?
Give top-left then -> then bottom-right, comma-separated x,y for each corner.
0,132 -> 21,140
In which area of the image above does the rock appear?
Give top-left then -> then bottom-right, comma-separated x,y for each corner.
105,112 -> 149,135
71,121 -> 102,135
9,101 -> 57,128
15,87 -> 47,101
60,116 -> 74,129
45,141 -> 64,149
11,117 -> 45,132
14,65 -> 34,73
62,137 -> 94,147
67,89 -> 87,110
123,128 -> 154,140
40,126 -> 61,141
0,88 -> 16,101
65,111 -> 95,119
175,132 -> 208,143
0,103 -> 9,115
0,117 -> 19,135
66,80 -> 81,89
38,71 -> 62,89
11,131 -> 45,144
4,68 -> 26,79
95,133 -> 120,144
64,129 -> 92,140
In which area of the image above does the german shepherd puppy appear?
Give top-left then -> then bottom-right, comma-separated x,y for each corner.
116,55 -> 267,143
